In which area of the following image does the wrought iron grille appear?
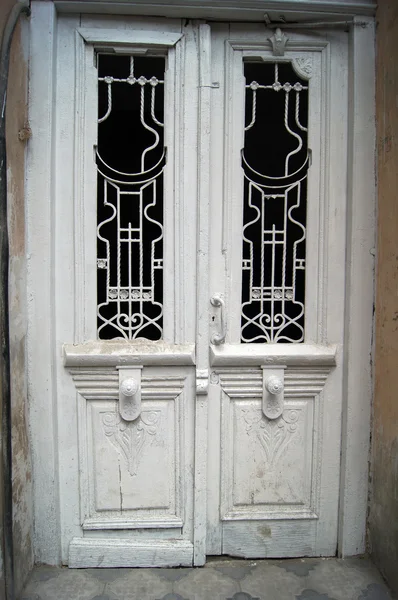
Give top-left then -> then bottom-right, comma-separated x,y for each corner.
241,62 -> 309,343
96,55 -> 165,340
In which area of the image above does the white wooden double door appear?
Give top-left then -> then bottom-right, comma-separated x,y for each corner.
54,14 -> 348,567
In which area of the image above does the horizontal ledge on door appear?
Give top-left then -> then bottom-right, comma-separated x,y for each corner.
69,538 -> 193,568
210,343 -> 337,367
82,516 -> 183,530
63,340 -> 195,367
78,28 -> 183,47
221,509 -> 319,521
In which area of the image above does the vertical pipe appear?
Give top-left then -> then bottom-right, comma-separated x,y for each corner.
0,2 -> 30,598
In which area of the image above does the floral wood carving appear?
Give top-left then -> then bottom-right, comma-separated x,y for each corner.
243,408 -> 300,469
268,27 -> 289,57
292,57 -> 313,79
102,409 -> 161,476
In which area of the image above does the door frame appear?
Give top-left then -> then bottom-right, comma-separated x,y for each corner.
26,0 -> 375,565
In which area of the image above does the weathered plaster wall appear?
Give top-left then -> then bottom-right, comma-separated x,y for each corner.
0,0 -> 33,596
369,0 -> 398,595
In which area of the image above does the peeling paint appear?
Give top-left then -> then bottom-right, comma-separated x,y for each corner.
0,0 -> 34,596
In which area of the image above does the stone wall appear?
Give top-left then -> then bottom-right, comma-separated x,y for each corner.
369,0 -> 398,595
0,1 -> 33,596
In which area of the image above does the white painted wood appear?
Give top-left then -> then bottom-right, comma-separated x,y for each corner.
192,22 -> 212,567
55,0 -> 377,20
217,366 -> 331,541
222,520 -> 318,558
207,25 -> 348,558
73,23 -> 97,342
80,14 -> 182,30
27,4 -> 375,567
210,344 -> 337,366
338,16 -> 375,557
221,388 -> 320,521
222,28 -> 326,345
64,341 -> 195,366
51,14 -> 198,567
69,538 -> 194,568
206,22 -> 229,556
73,20 -> 194,343
26,1 -> 61,565
78,29 -> 183,47
312,28 -> 348,556
54,13 -> 89,563
72,369 -> 193,533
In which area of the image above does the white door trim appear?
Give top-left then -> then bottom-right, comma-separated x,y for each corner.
26,1 -> 375,564
53,0 -> 376,19
338,16 -> 375,557
193,22 -> 212,566
26,1 -> 61,566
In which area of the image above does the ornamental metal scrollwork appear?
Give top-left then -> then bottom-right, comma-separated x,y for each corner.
241,61 -> 309,343
96,55 -> 165,340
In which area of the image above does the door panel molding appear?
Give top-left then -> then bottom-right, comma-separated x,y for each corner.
69,370 -> 191,536
218,368 -> 331,525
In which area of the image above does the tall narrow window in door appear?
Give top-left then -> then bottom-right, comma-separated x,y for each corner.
241,62 -> 309,343
96,55 -> 165,340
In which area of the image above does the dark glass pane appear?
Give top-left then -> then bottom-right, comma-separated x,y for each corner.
241,62 -> 309,343
97,55 -> 165,340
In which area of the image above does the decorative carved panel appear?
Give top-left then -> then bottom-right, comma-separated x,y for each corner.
102,409 -> 161,476
219,368 -> 330,520
69,368 -> 190,530
243,406 -> 300,470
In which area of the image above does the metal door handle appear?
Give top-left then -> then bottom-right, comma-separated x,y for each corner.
210,294 -> 226,345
